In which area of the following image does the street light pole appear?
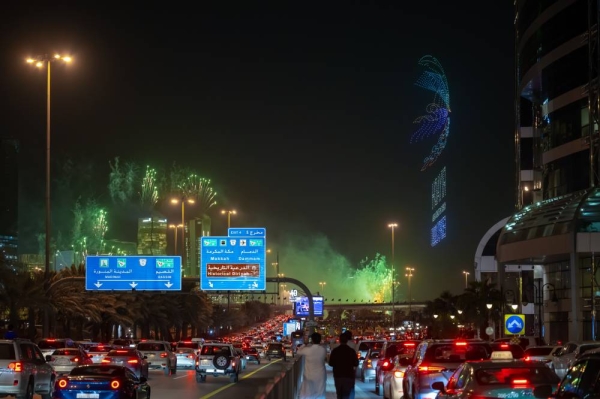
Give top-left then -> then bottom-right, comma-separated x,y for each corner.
406,267 -> 415,317
388,223 -> 398,330
27,54 -> 72,338
463,271 -> 470,289
221,209 -> 237,229
171,198 -> 194,276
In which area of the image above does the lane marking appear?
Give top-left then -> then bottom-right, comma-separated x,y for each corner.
198,359 -> 282,399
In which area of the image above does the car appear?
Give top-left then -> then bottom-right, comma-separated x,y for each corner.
550,341 -> 600,378
375,340 -> 418,396
177,339 -> 202,354
175,347 -> 196,369
403,339 -> 493,399
490,342 -> 526,359
493,336 -> 547,350
360,348 -> 380,382
36,338 -> 78,358
265,342 -> 286,361
356,340 -> 385,377
136,340 -> 177,375
54,365 -> 150,399
432,351 -> 560,399
87,344 -> 113,364
523,345 -> 561,366
47,347 -> 94,375
383,354 -> 411,399
244,347 -> 261,364
195,343 -> 241,383
533,350 -> 600,399
101,348 -> 149,379
0,338 -> 55,399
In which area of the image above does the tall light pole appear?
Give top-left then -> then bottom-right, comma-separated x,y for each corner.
171,197 -> 195,276
169,224 -> 183,256
462,270 -> 470,289
406,267 -> 415,318
388,223 -> 398,330
221,209 -> 237,229
319,281 -> 326,296
26,54 -> 72,338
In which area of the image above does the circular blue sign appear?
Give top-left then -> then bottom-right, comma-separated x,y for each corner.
505,315 -> 524,334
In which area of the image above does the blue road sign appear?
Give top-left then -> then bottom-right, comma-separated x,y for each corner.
504,314 -> 525,335
86,256 -> 182,291
200,235 -> 266,291
228,228 -> 266,237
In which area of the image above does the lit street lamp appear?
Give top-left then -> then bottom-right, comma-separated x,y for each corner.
319,281 -> 326,296
221,209 -> 237,229
406,267 -> 415,316
388,223 -> 398,329
168,224 -> 183,256
171,197 -> 195,276
26,53 -> 72,338
462,270 -> 470,289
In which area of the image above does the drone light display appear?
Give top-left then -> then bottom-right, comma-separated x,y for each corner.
411,56 -> 450,246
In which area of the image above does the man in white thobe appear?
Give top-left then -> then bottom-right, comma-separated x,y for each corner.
297,332 -> 327,399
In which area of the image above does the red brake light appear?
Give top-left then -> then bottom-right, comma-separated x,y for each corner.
71,357 -> 79,363
116,350 -> 128,353
454,341 -> 467,347
383,361 -> 390,367
46,339 -> 56,342
183,341 -> 192,343
418,366 -> 445,373
111,380 -> 120,389
58,379 -> 68,388
101,358 -> 111,363
512,379 -> 529,385
404,342 -> 415,347
500,344 -> 509,349
524,356 -> 531,361
8,362 -> 22,372
187,355 -> 194,359
160,353 -> 168,358
127,359 -> 139,364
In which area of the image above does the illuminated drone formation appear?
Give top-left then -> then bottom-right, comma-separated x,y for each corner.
411,55 -> 450,247
411,55 -> 450,171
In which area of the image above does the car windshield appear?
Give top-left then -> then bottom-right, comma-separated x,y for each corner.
524,347 -> 554,356
580,345 -> 600,355
475,366 -> 560,385
137,343 -> 166,351
88,346 -> 111,353
177,342 -> 198,350
425,344 -> 490,363
359,342 -> 384,352
201,346 -> 229,355
71,366 -> 124,376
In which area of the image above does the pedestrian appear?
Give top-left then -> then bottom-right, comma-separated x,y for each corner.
297,332 -> 327,399
328,331 -> 358,399
4,324 -> 16,339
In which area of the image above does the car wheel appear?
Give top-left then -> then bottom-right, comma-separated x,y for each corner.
40,376 -> 55,399
16,379 -> 34,399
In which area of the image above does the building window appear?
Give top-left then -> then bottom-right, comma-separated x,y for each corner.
517,0 -> 561,37
547,261 -> 571,299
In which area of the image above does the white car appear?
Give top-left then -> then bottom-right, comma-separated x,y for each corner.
523,345 -> 561,367
175,347 -> 196,369
550,341 -> 600,378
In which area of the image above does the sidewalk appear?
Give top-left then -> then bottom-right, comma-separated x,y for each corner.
324,367 -> 378,399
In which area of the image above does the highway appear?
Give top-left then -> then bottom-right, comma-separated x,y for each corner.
36,357 -> 380,399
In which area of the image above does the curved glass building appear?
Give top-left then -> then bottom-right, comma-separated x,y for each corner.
490,0 -> 600,343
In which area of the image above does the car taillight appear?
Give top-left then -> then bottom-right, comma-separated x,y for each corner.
512,379 -> 529,386
57,378 -> 68,388
187,355 -> 194,359
111,380 -> 120,389
8,362 -> 22,372
500,344 -> 510,349
523,356 -> 531,361
102,358 -> 111,363
394,370 -> 405,378
417,366 -> 445,374
454,341 -> 467,347
71,357 -> 80,363
128,359 -> 139,364
404,343 -> 415,347
160,353 -> 168,358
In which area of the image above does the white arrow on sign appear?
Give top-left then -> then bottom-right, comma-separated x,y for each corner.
130,282 -> 138,288
165,282 -> 173,288
94,282 -> 102,288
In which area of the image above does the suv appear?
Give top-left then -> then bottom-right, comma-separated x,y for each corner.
136,340 -> 177,375
403,339 -> 492,399
195,343 -> 241,383
265,342 -> 286,361
0,339 -> 55,399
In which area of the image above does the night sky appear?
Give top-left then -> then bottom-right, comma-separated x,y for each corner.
1,2 -> 515,299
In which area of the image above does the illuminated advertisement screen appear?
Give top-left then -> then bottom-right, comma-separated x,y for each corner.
294,296 -> 323,317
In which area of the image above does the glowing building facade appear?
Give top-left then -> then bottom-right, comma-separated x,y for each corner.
137,217 -> 168,255
476,0 -> 600,343
0,138 -> 19,262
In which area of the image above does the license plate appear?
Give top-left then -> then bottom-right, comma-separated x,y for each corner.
201,360 -> 211,365
77,394 -> 100,399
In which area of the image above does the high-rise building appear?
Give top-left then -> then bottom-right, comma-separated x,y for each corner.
137,217 -> 168,255
188,214 -> 211,277
0,138 -> 19,262
476,0 -> 600,343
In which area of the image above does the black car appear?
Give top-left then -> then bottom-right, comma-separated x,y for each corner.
244,347 -> 261,364
54,365 -> 150,399
265,343 -> 286,361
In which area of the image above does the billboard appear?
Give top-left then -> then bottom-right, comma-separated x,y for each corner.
294,296 -> 323,317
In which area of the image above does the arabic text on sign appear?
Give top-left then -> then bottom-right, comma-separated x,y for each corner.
206,264 -> 260,277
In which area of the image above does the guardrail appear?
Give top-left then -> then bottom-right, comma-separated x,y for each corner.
254,355 -> 303,399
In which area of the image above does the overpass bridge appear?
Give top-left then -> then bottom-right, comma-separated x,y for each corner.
323,301 -> 427,311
